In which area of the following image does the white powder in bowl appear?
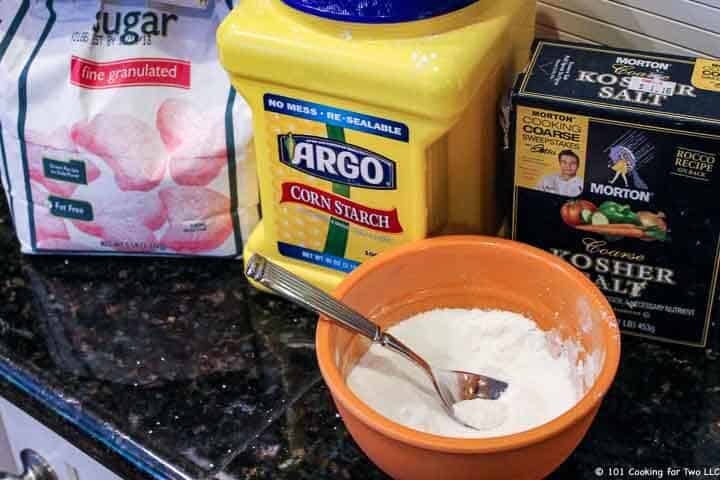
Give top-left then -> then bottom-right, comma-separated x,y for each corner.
346,308 -> 581,438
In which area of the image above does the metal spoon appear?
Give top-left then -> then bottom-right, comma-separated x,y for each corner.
245,254 -> 509,430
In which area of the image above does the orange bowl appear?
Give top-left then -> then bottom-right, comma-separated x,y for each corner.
315,236 -> 621,480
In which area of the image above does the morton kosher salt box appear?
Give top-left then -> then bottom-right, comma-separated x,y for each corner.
509,41 -> 720,348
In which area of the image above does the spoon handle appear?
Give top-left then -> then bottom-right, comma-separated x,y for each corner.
245,254 -> 382,341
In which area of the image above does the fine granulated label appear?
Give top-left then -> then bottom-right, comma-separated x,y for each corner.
511,41 -> 720,348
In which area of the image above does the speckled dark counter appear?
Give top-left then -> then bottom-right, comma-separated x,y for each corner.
0,193 -> 718,480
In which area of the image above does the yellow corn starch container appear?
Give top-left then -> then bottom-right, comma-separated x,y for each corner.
218,0 -> 536,292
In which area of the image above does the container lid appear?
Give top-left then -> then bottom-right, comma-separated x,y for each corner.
280,0 -> 479,23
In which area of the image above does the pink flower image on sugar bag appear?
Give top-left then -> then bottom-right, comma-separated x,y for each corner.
157,98 -> 249,187
156,98 -> 225,186
159,186 -> 233,254
0,0 -> 258,257
71,189 -> 167,239
71,114 -> 168,192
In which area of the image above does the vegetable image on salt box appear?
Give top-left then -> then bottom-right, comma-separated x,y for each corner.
217,0 -> 537,292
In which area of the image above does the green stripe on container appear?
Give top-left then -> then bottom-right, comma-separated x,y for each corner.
18,0 -> 56,250
327,126 -> 350,197
323,125 -> 350,257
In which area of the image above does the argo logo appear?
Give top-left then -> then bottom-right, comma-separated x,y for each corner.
278,134 -> 397,189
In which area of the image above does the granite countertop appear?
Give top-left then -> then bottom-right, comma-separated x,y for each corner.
0,193 -> 718,480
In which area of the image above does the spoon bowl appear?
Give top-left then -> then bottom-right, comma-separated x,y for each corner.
245,254 -> 509,430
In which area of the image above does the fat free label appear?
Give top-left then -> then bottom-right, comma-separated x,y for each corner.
48,197 -> 93,221
278,134 -> 397,190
